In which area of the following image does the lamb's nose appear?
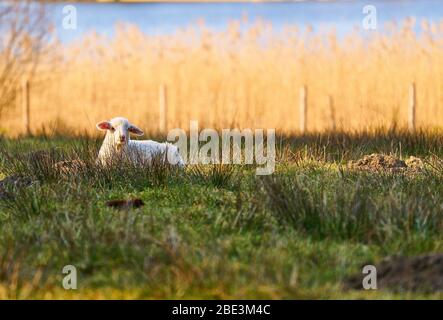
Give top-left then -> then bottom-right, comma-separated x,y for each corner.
120,136 -> 126,142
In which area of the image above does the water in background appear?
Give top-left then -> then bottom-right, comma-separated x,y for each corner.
50,0 -> 443,43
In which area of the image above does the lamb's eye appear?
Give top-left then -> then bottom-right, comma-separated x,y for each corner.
110,127 -> 115,132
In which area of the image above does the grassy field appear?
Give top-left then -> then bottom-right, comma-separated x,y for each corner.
1,129 -> 443,299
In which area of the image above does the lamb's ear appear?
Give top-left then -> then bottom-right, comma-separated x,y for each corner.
96,121 -> 112,131
128,124 -> 144,136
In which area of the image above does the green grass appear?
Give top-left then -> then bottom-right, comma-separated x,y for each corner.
0,130 -> 443,299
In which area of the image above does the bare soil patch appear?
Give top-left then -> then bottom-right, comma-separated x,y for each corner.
105,198 -> 145,210
343,253 -> 443,292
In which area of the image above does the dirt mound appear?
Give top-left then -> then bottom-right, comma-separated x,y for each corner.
343,253 -> 443,292
405,156 -> 425,170
348,154 -> 423,173
54,159 -> 87,176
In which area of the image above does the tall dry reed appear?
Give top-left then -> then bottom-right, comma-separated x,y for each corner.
2,18 -> 443,136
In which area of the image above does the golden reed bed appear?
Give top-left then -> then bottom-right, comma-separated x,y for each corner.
2,18 -> 443,136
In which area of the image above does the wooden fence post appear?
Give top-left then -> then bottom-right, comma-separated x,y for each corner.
328,95 -> 336,132
300,85 -> 307,133
159,84 -> 167,133
22,79 -> 30,135
408,82 -> 416,131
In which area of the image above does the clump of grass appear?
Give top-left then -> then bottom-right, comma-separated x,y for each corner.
186,163 -> 239,189
81,155 -> 180,190
260,170 -> 443,244
0,244 -> 45,299
0,139 -> 182,190
261,175 -> 321,228
0,146 -> 66,182
280,129 -> 443,163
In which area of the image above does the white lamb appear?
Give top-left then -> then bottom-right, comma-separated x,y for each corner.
96,117 -> 185,167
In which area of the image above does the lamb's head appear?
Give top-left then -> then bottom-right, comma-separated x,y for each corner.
165,143 -> 186,167
96,117 -> 144,149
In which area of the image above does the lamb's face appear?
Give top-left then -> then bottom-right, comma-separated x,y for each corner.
96,117 -> 144,149
167,145 -> 186,167
109,118 -> 131,147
